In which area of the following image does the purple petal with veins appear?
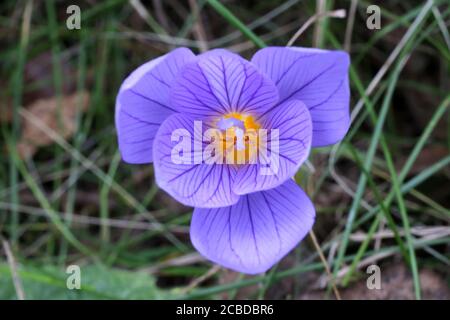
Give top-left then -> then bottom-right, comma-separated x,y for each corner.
153,113 -> 239,208
252,46 -> 350,147
233,99 -> 312,195
170,50 -> 279,118
191,179 -> 315,274
115,48 -> 195,164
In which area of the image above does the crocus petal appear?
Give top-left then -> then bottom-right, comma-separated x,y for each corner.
233,100 -> 312,195
153,113 -> 239,208
170,50 -> 279,118
251,47 -> 350,147
190,179 -> 315,274
116,47 -> 195,164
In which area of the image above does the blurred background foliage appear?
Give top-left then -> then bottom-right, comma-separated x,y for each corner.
0,0 -> 449,299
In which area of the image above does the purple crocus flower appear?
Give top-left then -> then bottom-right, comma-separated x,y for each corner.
115,47 -> 350,274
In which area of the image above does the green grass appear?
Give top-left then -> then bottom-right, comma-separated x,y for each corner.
0,0 -> 449,300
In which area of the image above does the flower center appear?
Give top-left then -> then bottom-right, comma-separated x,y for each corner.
215,113 -> 261,164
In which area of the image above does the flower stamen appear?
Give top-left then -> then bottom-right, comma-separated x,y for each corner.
215,113 -> 261,164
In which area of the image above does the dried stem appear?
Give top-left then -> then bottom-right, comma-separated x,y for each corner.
309,230 -> 341,300
1,236 -> 26,300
